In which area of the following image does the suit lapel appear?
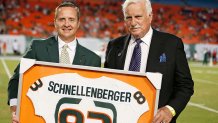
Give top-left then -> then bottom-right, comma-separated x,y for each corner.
146,30 -> 163,72
47,36 -> 59,63
73,40 -> 86,65
117,35 -> 131,69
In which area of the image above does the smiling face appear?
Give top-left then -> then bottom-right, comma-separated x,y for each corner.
54,7 -> 80,43
124,1 -> 152,39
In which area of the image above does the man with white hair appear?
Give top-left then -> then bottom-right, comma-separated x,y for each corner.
104,0 -> 194,122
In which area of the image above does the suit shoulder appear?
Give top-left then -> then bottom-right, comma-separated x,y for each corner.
31,36 -> 56,45
79,45 -> 100,59
109,35 -> 129,45
154,30 -> 183,45
156,30 -> 181,41
30,36 -> 56,47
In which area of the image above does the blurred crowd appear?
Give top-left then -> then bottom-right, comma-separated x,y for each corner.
202,48 -> 217,66
152,4 -> 218,44
0,0 -> 217,44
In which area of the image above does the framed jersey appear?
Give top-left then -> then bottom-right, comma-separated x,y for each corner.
17,58 -> 162,123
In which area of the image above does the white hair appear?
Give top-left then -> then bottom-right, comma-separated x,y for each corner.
122,0 -> 152,18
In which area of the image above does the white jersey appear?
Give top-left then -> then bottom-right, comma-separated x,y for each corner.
27,73 -> 149,123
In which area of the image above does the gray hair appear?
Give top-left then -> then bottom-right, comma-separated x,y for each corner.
122,0 -> 152,18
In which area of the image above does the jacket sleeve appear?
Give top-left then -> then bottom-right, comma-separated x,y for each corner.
7,40 -> 37,105
104,41 -> 112,68
168,39 -> 194,117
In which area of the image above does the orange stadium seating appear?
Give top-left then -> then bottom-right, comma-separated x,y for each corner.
1,0 -> 217,44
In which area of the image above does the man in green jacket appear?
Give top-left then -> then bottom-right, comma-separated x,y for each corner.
9,2 -> 101,123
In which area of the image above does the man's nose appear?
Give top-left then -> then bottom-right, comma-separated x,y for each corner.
130,18 -> 137,26
64,20 -> 70,26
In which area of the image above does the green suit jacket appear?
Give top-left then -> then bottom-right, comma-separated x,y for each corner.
8,36 -> 101,104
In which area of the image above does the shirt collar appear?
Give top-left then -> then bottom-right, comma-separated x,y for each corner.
58,36 -> 77,51
130,26 -> 153,46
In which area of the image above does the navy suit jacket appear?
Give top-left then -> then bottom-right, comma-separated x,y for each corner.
104,29 -> 194,122
8,36 -> 101,104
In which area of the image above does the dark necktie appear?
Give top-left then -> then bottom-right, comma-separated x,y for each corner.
129,39 -> 142,72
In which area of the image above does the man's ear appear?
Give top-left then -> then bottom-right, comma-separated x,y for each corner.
149,12 -> 153,22
149,12 -> 153,17
54,19 -> 57,28
77,21 -> 80,29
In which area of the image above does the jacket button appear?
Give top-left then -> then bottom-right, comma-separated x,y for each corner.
118,52 -> 121,56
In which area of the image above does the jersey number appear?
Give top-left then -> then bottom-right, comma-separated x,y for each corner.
55,97 -> 117,123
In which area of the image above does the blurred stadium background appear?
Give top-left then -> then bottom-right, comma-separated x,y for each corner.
0,0 -> 218,122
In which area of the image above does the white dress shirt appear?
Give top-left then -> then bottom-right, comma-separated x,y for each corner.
58,36 -> 77,64
124,26 -> 153,73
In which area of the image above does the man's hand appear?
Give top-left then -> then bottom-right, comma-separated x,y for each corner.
10,106 -> 19,123
152,106 -> 173,123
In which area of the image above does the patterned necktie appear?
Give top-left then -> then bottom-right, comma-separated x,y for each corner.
129,39 -> 142,72
60,44 -> 70,64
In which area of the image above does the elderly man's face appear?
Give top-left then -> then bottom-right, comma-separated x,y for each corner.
124,2 -> 152,39
54,7 -> 80,42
